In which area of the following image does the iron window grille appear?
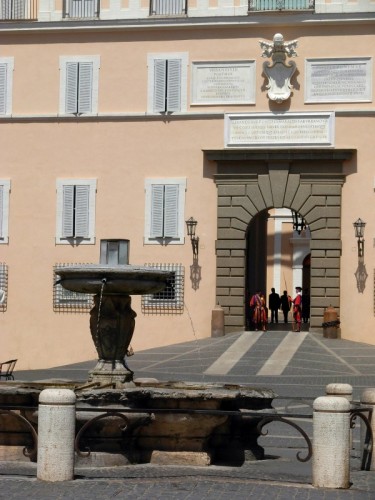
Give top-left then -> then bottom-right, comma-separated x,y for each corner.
0,263 -> 8,312
150,0 -> 187,16
248,0 -> 314,10
53,263 -> 93,312
142,263 -> 184,314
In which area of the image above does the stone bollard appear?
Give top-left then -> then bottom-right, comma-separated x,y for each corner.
211,304 -> 224,337
360,388 -> 375,470
326,383 -> 353,451
326,383 -> 353,402
313,396 -> 351,489
37,388 -> 76,482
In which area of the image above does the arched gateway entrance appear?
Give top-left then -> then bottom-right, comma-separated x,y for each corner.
205,149 -> 353,332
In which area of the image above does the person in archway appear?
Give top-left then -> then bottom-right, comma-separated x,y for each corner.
302,288 -> 310,324
280,290 -> 292,324
268,288 -> 281,324
250,291 -> 268,331
292,287 -> 303,332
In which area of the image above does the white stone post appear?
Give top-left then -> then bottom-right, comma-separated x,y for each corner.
360,388 -> 375,470
313,396 -> 350,489
37,388 -> 76,482
326,383 -> 353,402
326,383 -> 353,450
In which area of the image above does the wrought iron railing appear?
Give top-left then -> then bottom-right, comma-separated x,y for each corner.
63,0 -> 100,19
150,0 -> 187,16
0,0 -> 38,20
248,0 -> 314,10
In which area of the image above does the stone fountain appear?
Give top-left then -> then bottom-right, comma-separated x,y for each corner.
0,241 -> 276,466
56,263 -> 171,387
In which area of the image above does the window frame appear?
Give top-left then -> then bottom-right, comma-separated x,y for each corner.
144,178 -> 186,245
0,57 -> 14,117
59,55 -> 100,116
56,178 -> 97,245
0,180 -> 11,244
147,52 -> 188,114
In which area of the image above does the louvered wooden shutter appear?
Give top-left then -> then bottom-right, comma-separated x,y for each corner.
0,186 -> 3,238
62,185 -> 75,238
166,59 -> 181,112
13,0 -> 26,18
163,184 -> 179,237
0,64 -> 7,116
74,185 -> 90,237
153,59 -> 167,113
65,62 -> 78,114
150,185 -> 164,237
78,62 -> 93,114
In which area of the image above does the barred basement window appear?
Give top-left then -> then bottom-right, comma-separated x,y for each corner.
142,263 -> 184,314
0,263 -> 8,312
53,263 -> 93,312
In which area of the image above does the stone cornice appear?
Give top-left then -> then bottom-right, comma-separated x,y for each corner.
205,149 -> 354,162
0,12 -> 374,34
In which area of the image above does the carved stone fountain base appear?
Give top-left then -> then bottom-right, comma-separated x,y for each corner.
87,360 -> 134,387
88,360 -> 135,388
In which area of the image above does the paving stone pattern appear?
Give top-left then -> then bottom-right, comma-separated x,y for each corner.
7,331 -> 375,498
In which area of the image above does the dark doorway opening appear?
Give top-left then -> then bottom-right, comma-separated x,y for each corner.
245,210 -> 268,330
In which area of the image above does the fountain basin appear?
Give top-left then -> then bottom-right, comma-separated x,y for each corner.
0,381 -> 276,466
56,264 -> 172,295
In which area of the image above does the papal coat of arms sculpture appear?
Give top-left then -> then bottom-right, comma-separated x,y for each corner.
259,33 -> 298,103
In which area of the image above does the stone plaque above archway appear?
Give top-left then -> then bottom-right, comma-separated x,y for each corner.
205,149 -> 354,333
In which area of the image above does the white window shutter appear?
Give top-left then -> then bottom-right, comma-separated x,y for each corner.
0,63 -> 7,116
150,185 -> 164,238
78,62 -> 93,114
153,59 -> 167,113
164,184 -> 179,237
74,185 -> 90,237
166,59 -> 181,112
62,185 -> 75,238
65,62 -> 78,114
0,186 -> 3,238
13,0 -> 26,18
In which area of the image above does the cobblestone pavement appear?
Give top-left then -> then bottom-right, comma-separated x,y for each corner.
5,330 -> 375,498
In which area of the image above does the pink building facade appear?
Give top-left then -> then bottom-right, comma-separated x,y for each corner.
0,0 -> 374,369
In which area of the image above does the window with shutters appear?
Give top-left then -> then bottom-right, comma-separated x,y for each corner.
144,178 -> 186,244
147,53 -> 188,114
56,179 -> 97,244
59,56 -> 100,116
0,58 -> 14,117
0,180 -> 10,244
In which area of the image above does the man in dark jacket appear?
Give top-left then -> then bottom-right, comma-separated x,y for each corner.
268,288 -> 281,323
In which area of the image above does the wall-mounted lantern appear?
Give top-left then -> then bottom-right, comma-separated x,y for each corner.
185,217 -> 199,257
353,218 -> 366,258
291,210 -> 307,235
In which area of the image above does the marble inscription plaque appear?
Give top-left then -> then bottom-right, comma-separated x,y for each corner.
225,113 -> 335,148
191,61 -> 255,105
305,58 -> 372,103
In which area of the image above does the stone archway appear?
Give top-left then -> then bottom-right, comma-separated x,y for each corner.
205,149 -> 354,333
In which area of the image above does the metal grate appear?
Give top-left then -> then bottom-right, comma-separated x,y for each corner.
150,0 -> 187,16
248,0 -> 314,10
142,263 -> 184,314
53,263 -> 93,312
0,263 -> 8,312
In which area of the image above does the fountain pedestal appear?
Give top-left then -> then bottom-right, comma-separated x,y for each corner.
88,293 -> 136,386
